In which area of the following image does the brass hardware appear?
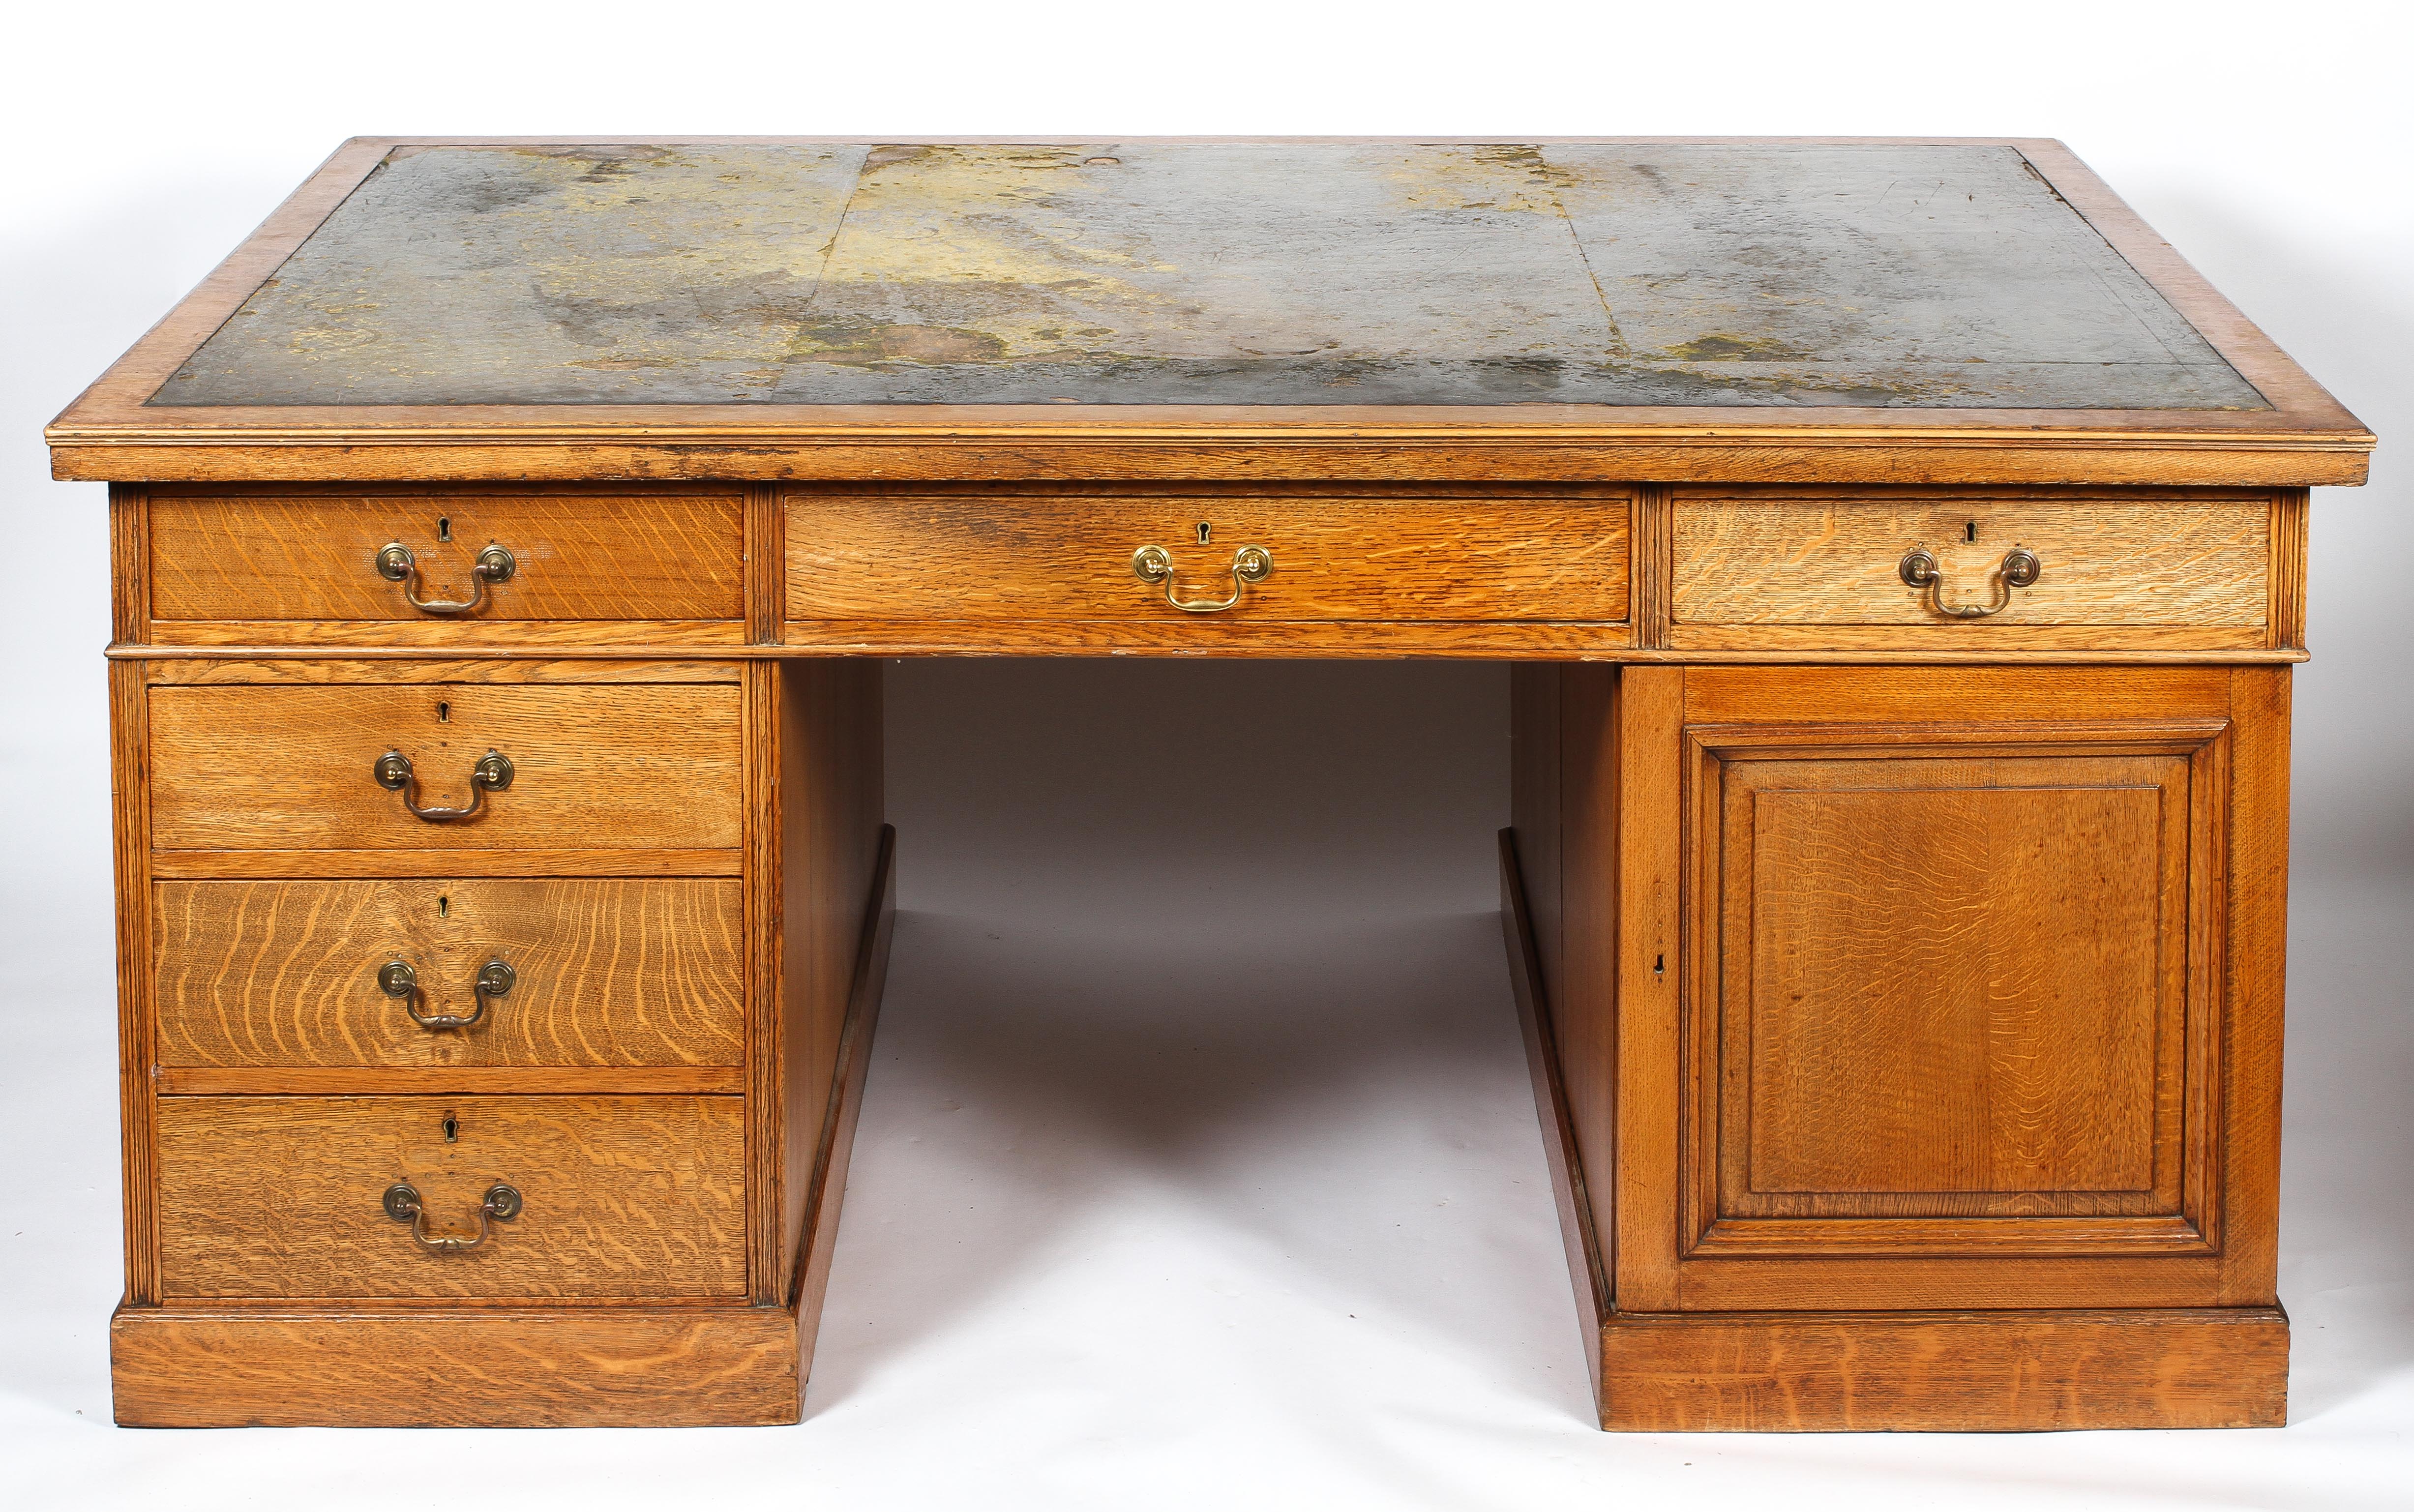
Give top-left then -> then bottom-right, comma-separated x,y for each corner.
1898,545 -> 2042,619
377,956 -> 515,1030
1195,521 -> 1212,544
374,749 -> 513,823
381,1180 -> 522,1253
375,541 -> 515,615
1131,543 -> 1273,613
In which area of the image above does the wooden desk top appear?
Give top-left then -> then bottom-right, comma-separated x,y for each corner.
49,138 -> 2371,486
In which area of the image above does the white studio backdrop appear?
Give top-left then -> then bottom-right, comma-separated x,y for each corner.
1,4 -> 2407,1509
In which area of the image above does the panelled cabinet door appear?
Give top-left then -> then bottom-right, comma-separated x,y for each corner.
1658,668 -> 2278,1313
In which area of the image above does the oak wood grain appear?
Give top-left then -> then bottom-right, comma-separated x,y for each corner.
1671,492 -> 2268,632
155,1066 -> 745,1096
746,481 -> 784,644
148,680 -> 743,853
112,1302 -> 802,1426
1630,487 -> 1672,649
141,655 -> 743,685
2269,490 -> 2308,650
1656,668 -> 2269,1317
794,824 -> 897,1381
50,435 -> 2377,489
1500,828 -> 1608,1396
2220,667 -> 2290,1305
154,1095 -> 745,1300
153,879 -> 744,1069
111,484 -> 149,645
1696,747 -> 2217,1248
149,848 -> 742,880
1596,1307 -> 2287,1431
775,660 -> 884,1301
1615,667 -> 1684,1311
148,491 -> 744,627
786,491 -> 1632,624
1682,665 -> 2236,724
147,620 -> 745,649
110,660 -> 158,1305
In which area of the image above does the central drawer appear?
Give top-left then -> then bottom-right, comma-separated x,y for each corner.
148,678 -> 744,860
784,490 -> 1633,626
154,1095 -> 745,1300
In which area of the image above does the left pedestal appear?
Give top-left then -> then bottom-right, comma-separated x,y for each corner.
107,635 -> 888,1426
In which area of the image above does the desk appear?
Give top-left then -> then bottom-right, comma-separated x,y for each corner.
48,138 -> 2373,1431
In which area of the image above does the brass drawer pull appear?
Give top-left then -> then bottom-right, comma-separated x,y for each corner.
376,541 -> 516,615
1898,545 -> 2042,619
1132,544 -> 1273,613
373,748 -> 513,822
376,957 -> 516,1030
382,1181 -> 523,1253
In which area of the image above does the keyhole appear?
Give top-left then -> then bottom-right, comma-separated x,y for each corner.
436,701 -> 449,722
442,1115 -> 459,1143
437,895 -> 449,919
1195,522 -> 1211,545
1654,953 -> 1666,975
438,517 -> 452,543
1965,520 -> 1977,543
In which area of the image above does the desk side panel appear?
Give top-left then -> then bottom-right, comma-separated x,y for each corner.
774,659 -> 884,1301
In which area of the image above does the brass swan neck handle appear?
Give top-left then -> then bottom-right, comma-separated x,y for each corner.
1131,544 -> 1274,613
374,749 -> 513,823
377,957 -> 516,1031
1899,545 -> 2042,619
376,541 -> 516,616
383,1181 -> 522,1253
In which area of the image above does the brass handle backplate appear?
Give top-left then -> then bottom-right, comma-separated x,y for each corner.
382,1180 -> 522,1253
1899,545 -> 2042,619
374,749 -> 513,823
376,541 -> 516,615
1131,544 -> 1273,613
377,957 -> 516,1030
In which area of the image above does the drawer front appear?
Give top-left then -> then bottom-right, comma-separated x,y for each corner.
155,1096 -> 745,1299
1670,492 -> 2269,649
148,490 -> 745,627
149,680 -> 743,856
154,879 -> 744,1069
786,492 -> 1632,624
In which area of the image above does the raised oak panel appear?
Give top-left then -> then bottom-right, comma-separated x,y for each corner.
1682,723 -> 2227,1267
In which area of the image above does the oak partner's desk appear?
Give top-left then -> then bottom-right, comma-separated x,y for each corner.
50,138 -> 2374,1431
